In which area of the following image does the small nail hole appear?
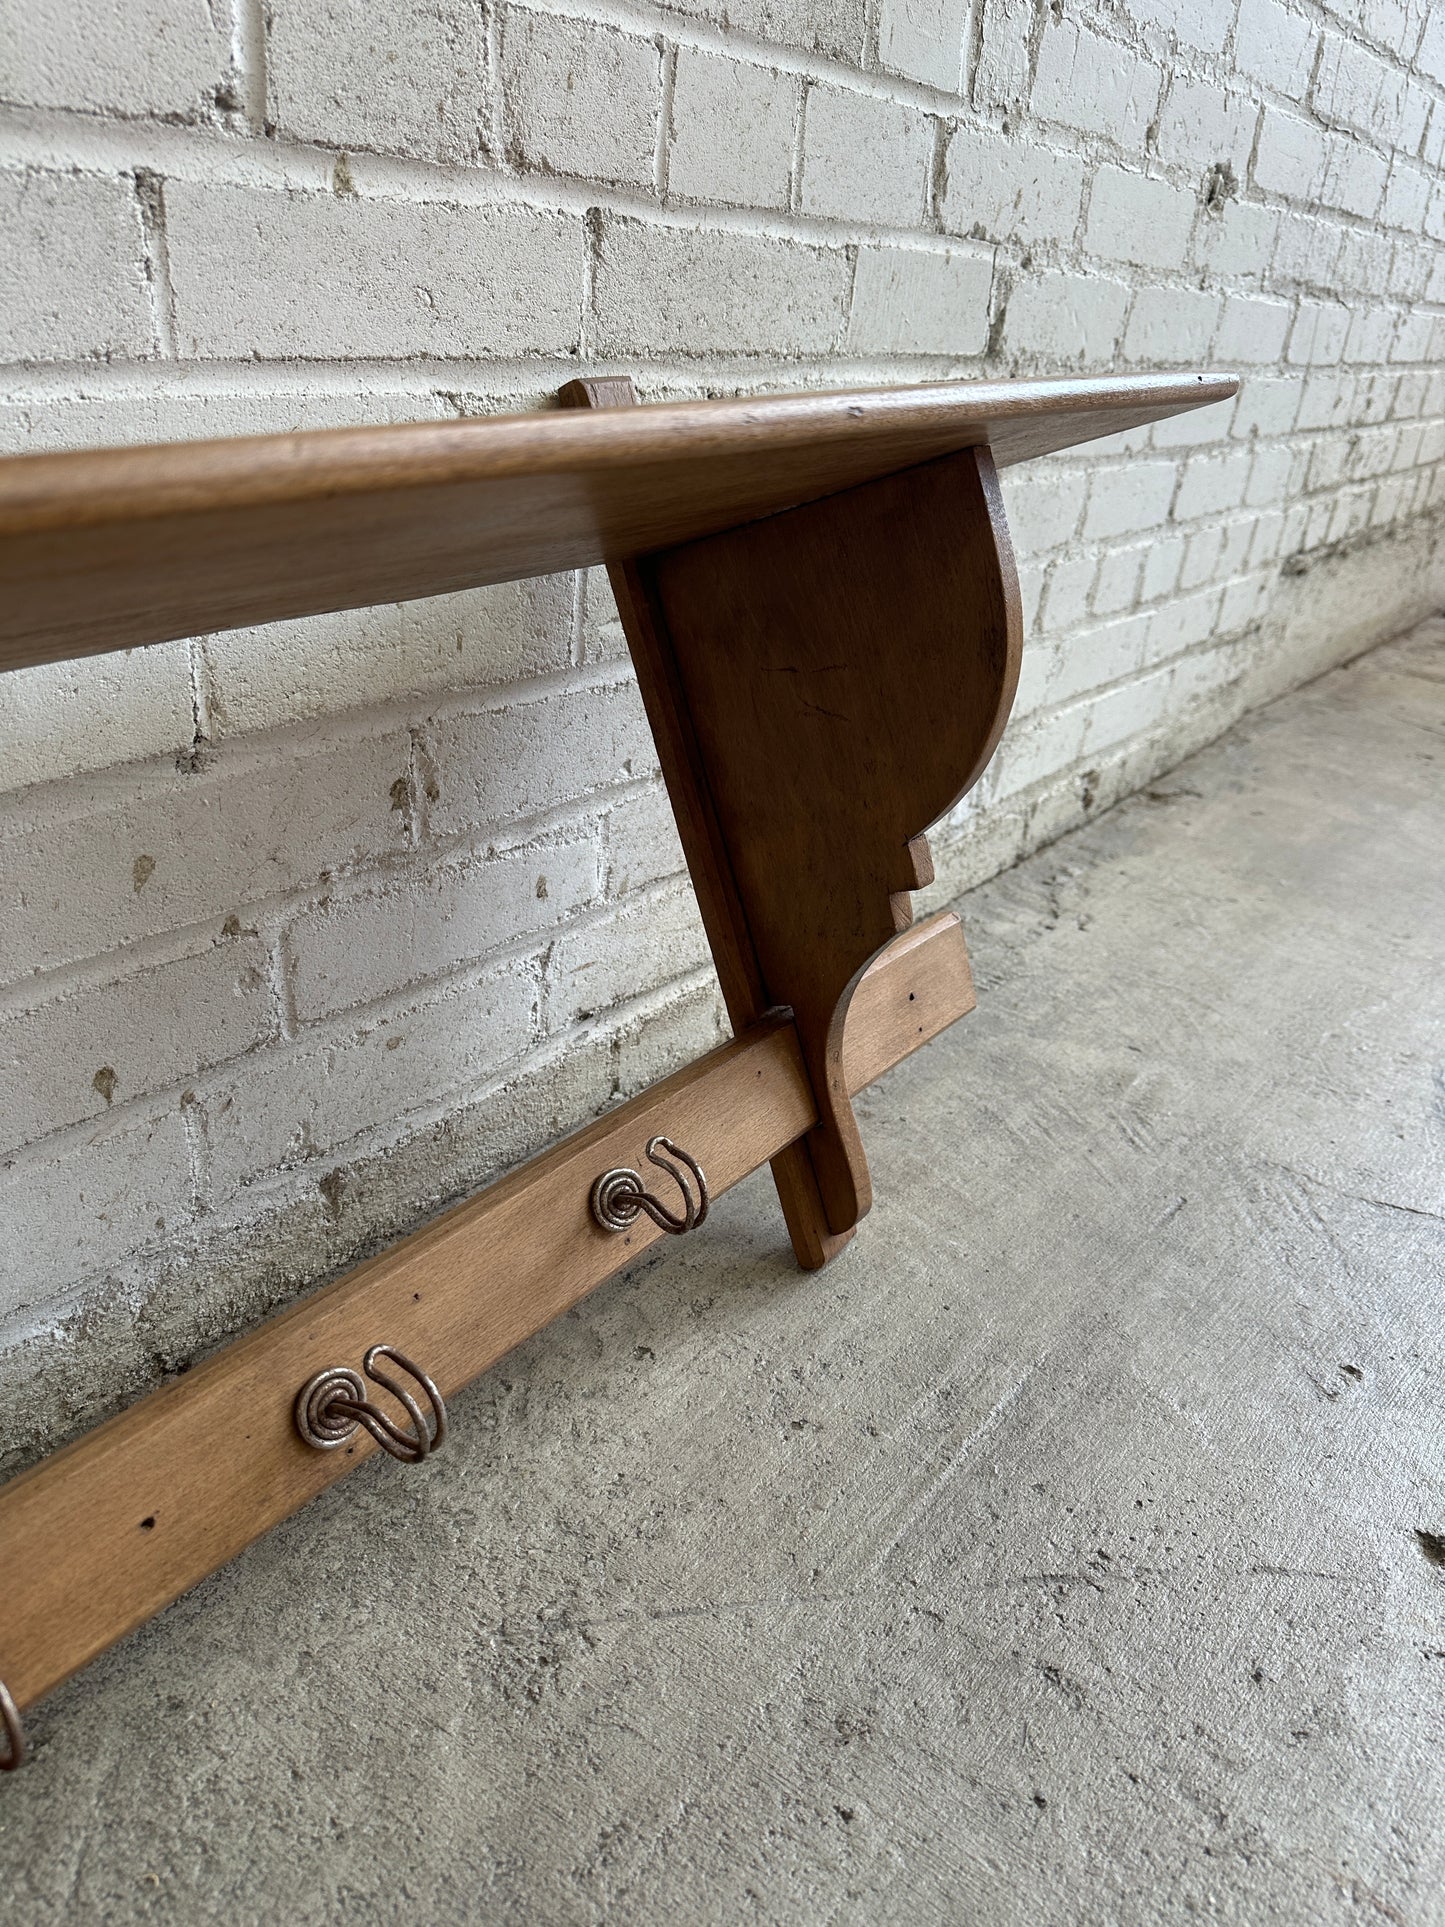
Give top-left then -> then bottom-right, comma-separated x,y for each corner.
139,1516 -> 156,1531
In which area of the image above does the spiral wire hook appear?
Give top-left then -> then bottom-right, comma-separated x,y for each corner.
294,1344 -> 447,1463
590,1135 -> 709,1236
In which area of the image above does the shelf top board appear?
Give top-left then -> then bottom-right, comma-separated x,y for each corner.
0,370 -> 1236,674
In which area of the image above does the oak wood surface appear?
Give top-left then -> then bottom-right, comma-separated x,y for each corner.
0,909 -> 972,1716
646,444 -> 1022,1235
0,373 -> 1235,673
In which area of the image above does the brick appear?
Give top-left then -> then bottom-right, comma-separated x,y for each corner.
1123,0 -> 1234,54
546,884 -> 710,1028
268,0 -> 487,162
1319,137 -> 1387,222
989,704 -> 1090,802
1186,518 -> 1252,591
1140,531 -> 1187,601
847,244 -> 992,356
971,0 -> 1032,116
1081,664 -> 1175,754
0,729 -> 411,986
1084,462 -> 1179,540
0,640 -> 194,794
1343,306 -> 1397,365
878,0 -> 969,92
166,183 -> 584,360
1042,555 -> 1097,632
0,1109 -> 194,1320
0,937 -> 273,1156
1294,369 -> 1354,430
1358,371 -> 1403,422
1031,21 -> 1160,149
1255,110 -> 1332,204
1246,487 -> 1294,557
1123,287 -> 1221,363
0,387 -> 456,457
2,0 -> 228,117
1092,546 -> 1146,618
1270,210 -> 1340,287
578,567 -> 628,667
614,980 -> 728,1101
1420,11 -> 1445,87
941,130 -> 1084,247
1174,450 -> 1253,521
1394,238 -> 1441,306
1233,0 -> 1317,99
427,680 -> 654,837
997,468 -> 1088,557
207,963 -> 539,1195
0,170 -> 153,362
1214,295 -> 1294,365
1313,33 -> 1428,150
1004,271 -> 1131,366
665,0 -> 865,62
1194,199 -> 1280,280
1016,563 -> 1046,644
602,787 -> 686,896
1390,310 -> 1439,364
202,574 -> 576,740
1381,163 -> 1431,233
1287,300 -> 1350,365
290,837 -> 597,1020
593,216 -> 849,356
1150,395 -> 1238,450
1011,613 -> 1050,708
1047,610 -> 1152,704
1085,168 -> 1195,272
1154,79 -> 1258,175
1333,225 -> 1393,297
503,12 -> 659,188
801,85 -> 933,228
667,52 -> 797,209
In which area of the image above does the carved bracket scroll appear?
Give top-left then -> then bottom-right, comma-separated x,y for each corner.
566,378 -> 1023,1247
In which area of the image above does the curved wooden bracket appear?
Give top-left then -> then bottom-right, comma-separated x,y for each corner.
563,378 -> 1022,1252
646,443 -> 1023,1236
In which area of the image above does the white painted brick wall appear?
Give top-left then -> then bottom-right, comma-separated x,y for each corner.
2,0 -> 1444,1453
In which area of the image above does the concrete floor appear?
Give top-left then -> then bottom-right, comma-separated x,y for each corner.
2,620 -> 1443,1925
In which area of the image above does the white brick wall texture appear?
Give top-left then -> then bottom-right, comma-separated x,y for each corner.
2,0 -> 1444,1459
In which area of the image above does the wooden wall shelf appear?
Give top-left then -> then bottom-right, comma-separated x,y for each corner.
0,368 -> 1236,1762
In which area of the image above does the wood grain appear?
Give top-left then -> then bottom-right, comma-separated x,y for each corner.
645,444 -> 1022,1235
839,910 -> 976,1094
0,908 -> 974,1716
0,373 -> 1235,673
561,375 -> 850,1272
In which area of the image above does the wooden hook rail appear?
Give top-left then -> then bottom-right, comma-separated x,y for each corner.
0,367 -> 1236,1754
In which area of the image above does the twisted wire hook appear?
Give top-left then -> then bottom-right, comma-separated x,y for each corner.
0,1680 -> 27,1771
294,1344 -> 447,1463
590,1135 -> 710,1236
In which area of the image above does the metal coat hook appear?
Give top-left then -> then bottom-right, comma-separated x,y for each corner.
590,1135 -> 710,1236
294,1345 -> 447,1463
0,1680 -> 27,1771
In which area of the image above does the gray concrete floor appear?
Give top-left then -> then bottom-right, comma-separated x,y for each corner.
3,621 -> 1444,1926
